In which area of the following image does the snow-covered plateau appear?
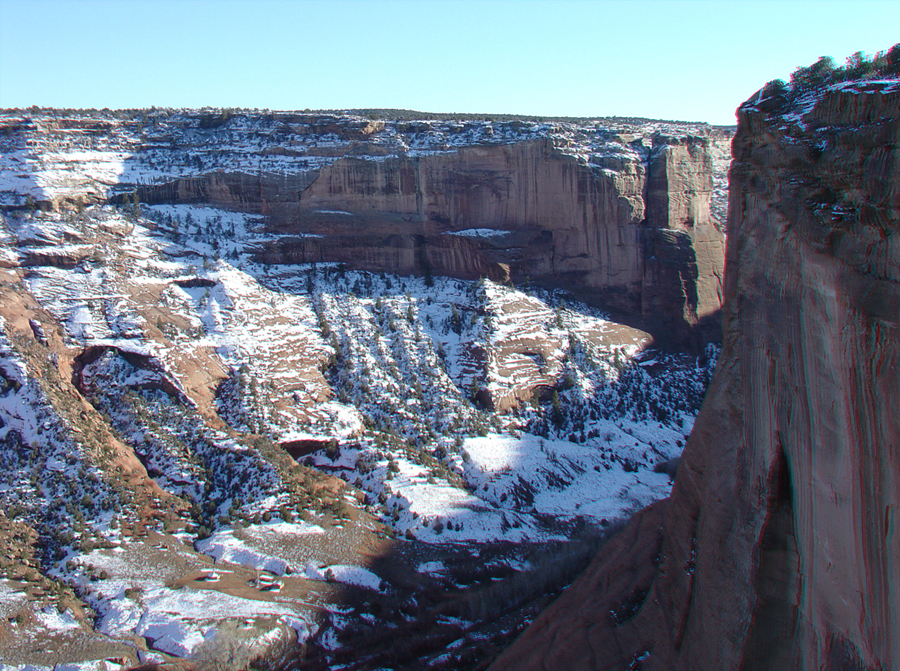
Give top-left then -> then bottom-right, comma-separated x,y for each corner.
0,109 -> 723,670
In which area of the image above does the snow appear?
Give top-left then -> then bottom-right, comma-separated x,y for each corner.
397,481 -> 482,519
298,274 -> 710,542
416,561 -> 447,575
0,247 -> 17,266
348,429 -> 679,544
196,521 -> 325,575
0,579 -> 28,617
0,321 -> 28,386
831,79 -> 900,94
253,520 -> 326,536
304,562 -> 384,591
746,78 -> 900,128
98,584 -> 313,657
34,607 -> 82,632
197,531 -> 291,576
445,228 -> 514,240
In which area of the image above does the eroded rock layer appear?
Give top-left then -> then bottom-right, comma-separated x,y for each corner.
156,135 -> 725,346
490,80 -> 900,671
1,112 -> 729,346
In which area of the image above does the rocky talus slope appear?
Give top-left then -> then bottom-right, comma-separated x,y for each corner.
489,79 -> 900,670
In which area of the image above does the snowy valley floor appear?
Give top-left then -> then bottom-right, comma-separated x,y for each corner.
0,205 -> 715,670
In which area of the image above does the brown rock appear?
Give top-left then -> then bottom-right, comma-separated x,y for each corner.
72,345 -> 192,405
0,248 -> 17,268
19,245 -> 92,269
279,136 -> 724,349
140,133 -> 725,348
491,81 -> 900,671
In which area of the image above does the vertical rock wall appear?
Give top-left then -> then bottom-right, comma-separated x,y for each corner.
9,112 -> 728,348
712,80 -> 900,669
257,135 -> 725,347
489,81 -> 900,671
642,138 -> 724,343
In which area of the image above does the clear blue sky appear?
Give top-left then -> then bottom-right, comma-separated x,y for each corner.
1,0 -> 897,124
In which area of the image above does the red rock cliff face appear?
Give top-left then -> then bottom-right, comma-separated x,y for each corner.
244,136 -> 723,346
4,112 -> 729,345
11,112 -> 726,347
489,81 -> 900,670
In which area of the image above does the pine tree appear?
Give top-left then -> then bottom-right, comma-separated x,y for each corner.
131,190 -> 141,219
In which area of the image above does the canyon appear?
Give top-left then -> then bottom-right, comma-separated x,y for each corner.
4,63 -> 896,671
0,111 -> 727,669
490,74 -> 900,671
5,111 -> 731,347
151,133 -> 727,347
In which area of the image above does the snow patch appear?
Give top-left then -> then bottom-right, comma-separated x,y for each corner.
303,562 -> 384,591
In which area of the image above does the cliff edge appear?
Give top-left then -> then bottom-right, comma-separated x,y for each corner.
490,74 -> 900,670
0,112 -> 729,347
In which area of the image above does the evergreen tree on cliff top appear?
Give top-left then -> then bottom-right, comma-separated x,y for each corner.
754,44 -> 899,114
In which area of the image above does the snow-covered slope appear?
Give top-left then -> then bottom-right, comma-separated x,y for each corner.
0,109 -> 721,669
0,202 -> 715,667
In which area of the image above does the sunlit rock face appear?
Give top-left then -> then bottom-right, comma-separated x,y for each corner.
2,111 -> 728,346
489,80 -> 900,671
159,133 -> 727,347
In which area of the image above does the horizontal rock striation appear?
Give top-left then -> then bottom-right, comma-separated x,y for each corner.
151,133 -> 726,346
0,111 -> 730,346
490,79 -> 900,670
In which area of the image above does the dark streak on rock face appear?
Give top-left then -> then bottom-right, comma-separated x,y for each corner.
137,135 -> 726,349
488,81 -> 900,671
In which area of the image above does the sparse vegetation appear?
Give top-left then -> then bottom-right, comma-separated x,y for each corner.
754,44 -> 900,114
0,106 -> 724,670
191,623 -> 252,671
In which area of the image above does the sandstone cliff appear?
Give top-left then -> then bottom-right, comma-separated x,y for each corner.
489,78 -> 900,670
0,112 -> 729,347
146,132 -> 726,347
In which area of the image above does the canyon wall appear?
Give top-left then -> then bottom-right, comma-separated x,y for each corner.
490,80 -> 900,670
115,117 -> 728,346
1,112 -> 729,346
259,136 -> 724,343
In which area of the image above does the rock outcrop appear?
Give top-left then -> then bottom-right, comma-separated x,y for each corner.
0,111 -> 729,347
143,132 -> 726,346
490,79 -> 900,670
